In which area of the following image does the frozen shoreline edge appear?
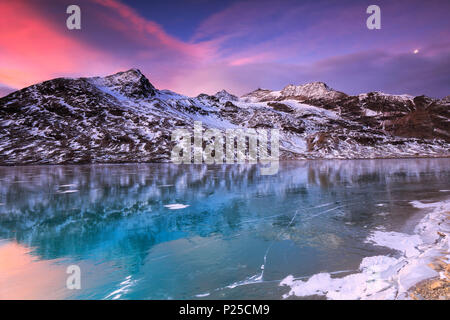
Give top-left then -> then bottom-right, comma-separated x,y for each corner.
280,198 -> 450,300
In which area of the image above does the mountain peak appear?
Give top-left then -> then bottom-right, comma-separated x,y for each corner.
242,81 -> 346,102
108,68 -> 143,77
279,81 -> 346,100
284,81 -> 329,89
214,89 -> 238,102
282,81 -> 331,94
101,68 -> 156,98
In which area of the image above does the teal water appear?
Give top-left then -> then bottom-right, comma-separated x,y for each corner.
0,159 -> 449,299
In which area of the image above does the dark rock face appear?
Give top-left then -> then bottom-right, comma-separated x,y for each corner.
101,68 -> 156,98
268,102 -> 294,113
0,69 -> 449,165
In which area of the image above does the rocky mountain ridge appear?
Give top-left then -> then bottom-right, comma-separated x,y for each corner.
0,69 -> 448,165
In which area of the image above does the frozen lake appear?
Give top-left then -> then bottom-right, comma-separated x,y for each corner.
0,159 -> 449,299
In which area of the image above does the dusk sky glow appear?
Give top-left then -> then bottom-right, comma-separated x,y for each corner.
0,0 -> 449,97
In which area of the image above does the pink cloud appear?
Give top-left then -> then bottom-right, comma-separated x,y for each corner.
0,0 -> 217,93
0,1 -> 123,89
93,0 -> 215,60
228,52 -> 276,66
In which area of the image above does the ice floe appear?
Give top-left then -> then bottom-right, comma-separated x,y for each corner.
195,293 -> 211,298
56,189 -> 79,194
164,203 -> 190,210
366,231 -> 422,258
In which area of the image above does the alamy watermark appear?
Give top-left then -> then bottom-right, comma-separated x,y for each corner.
66,265 -> 81,290
66,5 -> 81,30
366,5 -> 381,30
171,121 -> 280,175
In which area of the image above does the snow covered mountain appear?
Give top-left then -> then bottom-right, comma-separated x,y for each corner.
0,68 -> 449,165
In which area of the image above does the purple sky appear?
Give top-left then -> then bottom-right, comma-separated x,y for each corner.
0,0 -> 449,98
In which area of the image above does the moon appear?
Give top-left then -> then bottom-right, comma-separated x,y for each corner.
413,49 -> 419,54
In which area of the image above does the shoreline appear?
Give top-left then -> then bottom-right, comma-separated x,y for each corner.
0,155 -> 449,168
409,256 -> 449,300
280,199 -> 450,300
